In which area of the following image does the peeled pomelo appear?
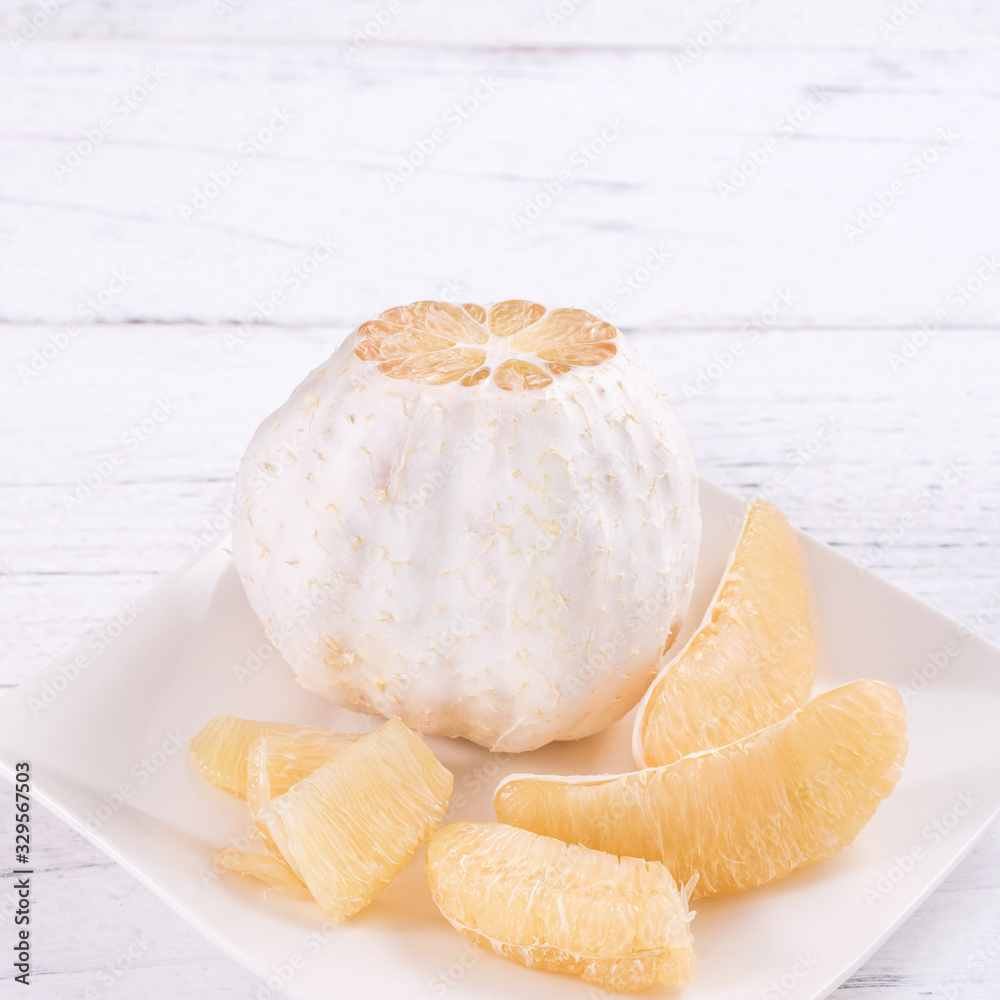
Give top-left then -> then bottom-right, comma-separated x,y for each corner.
633,498 -> 816,767
232,300 -> 700,752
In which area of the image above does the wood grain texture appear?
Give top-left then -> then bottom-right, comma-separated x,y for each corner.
1,328 -> 999,998
2,43 -> 1000,328
2,0 -> 999,49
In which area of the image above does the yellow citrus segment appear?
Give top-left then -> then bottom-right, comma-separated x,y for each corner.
426,823 -> 695,992
493,358 -> 553,391
459,366 -> 491,386
377,348 -> 486,385
214,847 -> 312,901
245,729 -> 363,854
462,303 -> 487,324
245,729 -> 361,855
189,716 -> 302,796
486,299 -> 547,338
495,680 -> 907,898
245,729 -> 362,808
352,300 -> 622,391
633,499 -> 816,767
376,301 -> 489,344
355,324 -> 457,360
507,308 -> 618,351
537,342 -> 617,367
259,718 -> 453,922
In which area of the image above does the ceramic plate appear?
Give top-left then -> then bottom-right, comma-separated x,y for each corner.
2,479 -> 999,1000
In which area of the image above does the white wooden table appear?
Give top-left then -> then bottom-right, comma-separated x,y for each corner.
1,2 -> 999,996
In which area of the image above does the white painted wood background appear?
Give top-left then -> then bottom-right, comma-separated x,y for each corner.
1,1 -> 999,997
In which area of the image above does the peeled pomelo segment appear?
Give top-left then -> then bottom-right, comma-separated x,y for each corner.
537,342 -> 616,367
507,308 -> 617,351
486,299 -> 547,337
378,348 -> 486,385
214,847 -> 312,901
459,366 -> 491,386
354,324 -> 457,360
633,498 -> 816,768
246,729 -> 362,855
259,718 -> 453,923
376,301 -> 489,343
496,679 -> 908,898
189,716 -> 303,796
246,729 -> 362,806
426,822 -> 695,992
462,303 -> 487,324
493,358 -> 553,390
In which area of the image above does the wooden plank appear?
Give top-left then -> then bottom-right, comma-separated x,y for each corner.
2,0 -> 999,49
2,45 -> 999,329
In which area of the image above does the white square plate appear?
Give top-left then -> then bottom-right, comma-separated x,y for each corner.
2,479 -> 999,1000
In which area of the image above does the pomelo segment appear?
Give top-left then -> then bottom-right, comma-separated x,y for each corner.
496,680 -> 907,898
259,718 -> 453,922
426,822 -> 695,992
213,847 -> 312,901
189,716 -> 301,796
633,499 -> 816,767
245,729 -> 362,855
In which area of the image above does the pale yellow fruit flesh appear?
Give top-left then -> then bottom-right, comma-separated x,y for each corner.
245,729 -> 362,817
426,822 -> 694,992
189,715 -> 303,796
633,498 -> 816,767
213,847 -> 312,901
259,718 -> 453,922
496,679 -> 907,898
244,729 -> 362,857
